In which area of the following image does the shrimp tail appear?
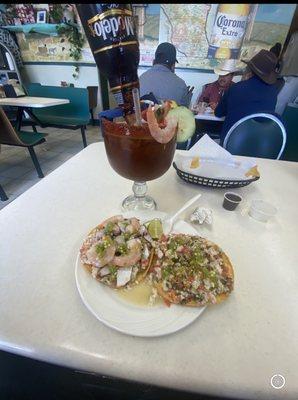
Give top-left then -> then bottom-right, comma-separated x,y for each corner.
146,106 -> 177,144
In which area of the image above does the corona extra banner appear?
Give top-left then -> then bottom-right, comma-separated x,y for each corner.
207,4 -> 251,60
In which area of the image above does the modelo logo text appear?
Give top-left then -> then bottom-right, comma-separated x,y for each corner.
216,15 -> 246,37
91,16 -> 134,40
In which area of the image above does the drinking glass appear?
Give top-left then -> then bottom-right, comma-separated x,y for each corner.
101,118 -> 177,211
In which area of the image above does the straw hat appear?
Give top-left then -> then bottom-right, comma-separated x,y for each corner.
213,59 -> 240,76
242,49 -> 278,84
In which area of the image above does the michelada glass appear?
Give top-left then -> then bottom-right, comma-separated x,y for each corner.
101,118 -> 176,211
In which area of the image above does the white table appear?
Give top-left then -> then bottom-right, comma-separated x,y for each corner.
0,143 -> 297,399
0,96 -> 69,108
0,96 -> 70,130
194,113 -> 225,122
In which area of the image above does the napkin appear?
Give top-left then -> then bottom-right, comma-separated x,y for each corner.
175,134 -> 260,180
188,134 -> 233,161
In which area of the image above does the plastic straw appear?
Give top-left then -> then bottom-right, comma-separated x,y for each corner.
132,87 -> 142,126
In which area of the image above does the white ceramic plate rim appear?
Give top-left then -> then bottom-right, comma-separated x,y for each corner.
75,211 -> 206,337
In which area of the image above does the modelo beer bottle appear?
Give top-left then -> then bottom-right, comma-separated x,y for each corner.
207,4 -> 250,60
76,4 -> 140,125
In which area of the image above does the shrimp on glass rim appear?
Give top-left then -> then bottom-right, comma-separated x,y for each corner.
146,106 -> 178,144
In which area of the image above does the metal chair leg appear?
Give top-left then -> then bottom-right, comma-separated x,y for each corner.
81,126 -> 87,148
90,109 -> 95,126
28,146 -> 44,178
16,107 -> 24,131
0,183 -> 8,201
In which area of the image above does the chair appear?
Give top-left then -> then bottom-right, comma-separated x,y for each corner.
87,86 -> 98,126
184,91 -> 193,109
1,83 -> 37,132
0,183 -> 8,201
176,138 -> 192,150
24,84 -> 90,148
223,113 -> 287,160
280,103 -> 298,162
0,107 -> 46,179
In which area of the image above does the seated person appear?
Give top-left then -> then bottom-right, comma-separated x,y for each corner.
139,42 -> 191,107
193,59 -> 239,112
215,49 -> 279,145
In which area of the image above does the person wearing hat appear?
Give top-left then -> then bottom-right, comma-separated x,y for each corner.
139,42 -> 190,107
193,59 -> 239,112
215,49 -> 279,145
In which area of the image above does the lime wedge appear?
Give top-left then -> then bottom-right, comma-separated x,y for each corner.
147,219 -> 163,239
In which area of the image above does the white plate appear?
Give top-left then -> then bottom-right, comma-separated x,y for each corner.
75,211 -> 206,337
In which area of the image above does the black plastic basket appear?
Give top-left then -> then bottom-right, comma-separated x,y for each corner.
173,162 -> 260,189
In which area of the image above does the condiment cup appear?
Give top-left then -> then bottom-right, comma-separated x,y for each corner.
222,192 -> 242,211
248,199 -> 277,222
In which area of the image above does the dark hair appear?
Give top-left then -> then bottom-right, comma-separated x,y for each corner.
269,43 -> 282,59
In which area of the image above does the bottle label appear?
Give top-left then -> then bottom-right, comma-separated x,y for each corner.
110,81 -> 139,115
209,12 -> 248,50
207,46 -> 239,59
87,7 -> 138,53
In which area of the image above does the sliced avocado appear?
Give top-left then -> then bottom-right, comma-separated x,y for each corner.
167,106 -> 196,143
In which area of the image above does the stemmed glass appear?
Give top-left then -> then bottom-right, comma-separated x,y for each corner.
101,118 -> 176,211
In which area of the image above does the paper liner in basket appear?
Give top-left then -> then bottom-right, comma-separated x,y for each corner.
175,135 -> 260,180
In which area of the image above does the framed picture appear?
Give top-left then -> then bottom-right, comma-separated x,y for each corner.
36,10 -> 47,23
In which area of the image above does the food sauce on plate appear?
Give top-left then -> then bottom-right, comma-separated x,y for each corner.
117,282 -> 162,307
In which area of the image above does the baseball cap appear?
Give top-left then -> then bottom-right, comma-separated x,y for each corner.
155,42 -> 178,65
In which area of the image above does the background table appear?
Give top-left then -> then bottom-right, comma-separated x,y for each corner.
0,96 -> 70,130
192,113 -> 225,146
0,96 -> 70,108
0,143 -> 297,400
194,113 -> 225,122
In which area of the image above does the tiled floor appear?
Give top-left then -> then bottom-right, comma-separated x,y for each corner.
0,124 -> 102,210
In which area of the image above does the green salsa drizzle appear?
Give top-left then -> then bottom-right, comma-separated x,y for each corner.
95,236 -> 113,257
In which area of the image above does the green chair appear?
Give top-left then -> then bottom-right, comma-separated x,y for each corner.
280,103 -> 298,162
0,107 -> 46,179
87,86 -> 98,126
0,183 -> 8,201
24,84 -> 90,147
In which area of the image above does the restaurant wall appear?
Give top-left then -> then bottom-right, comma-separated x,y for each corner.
12,3 -> 296,119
